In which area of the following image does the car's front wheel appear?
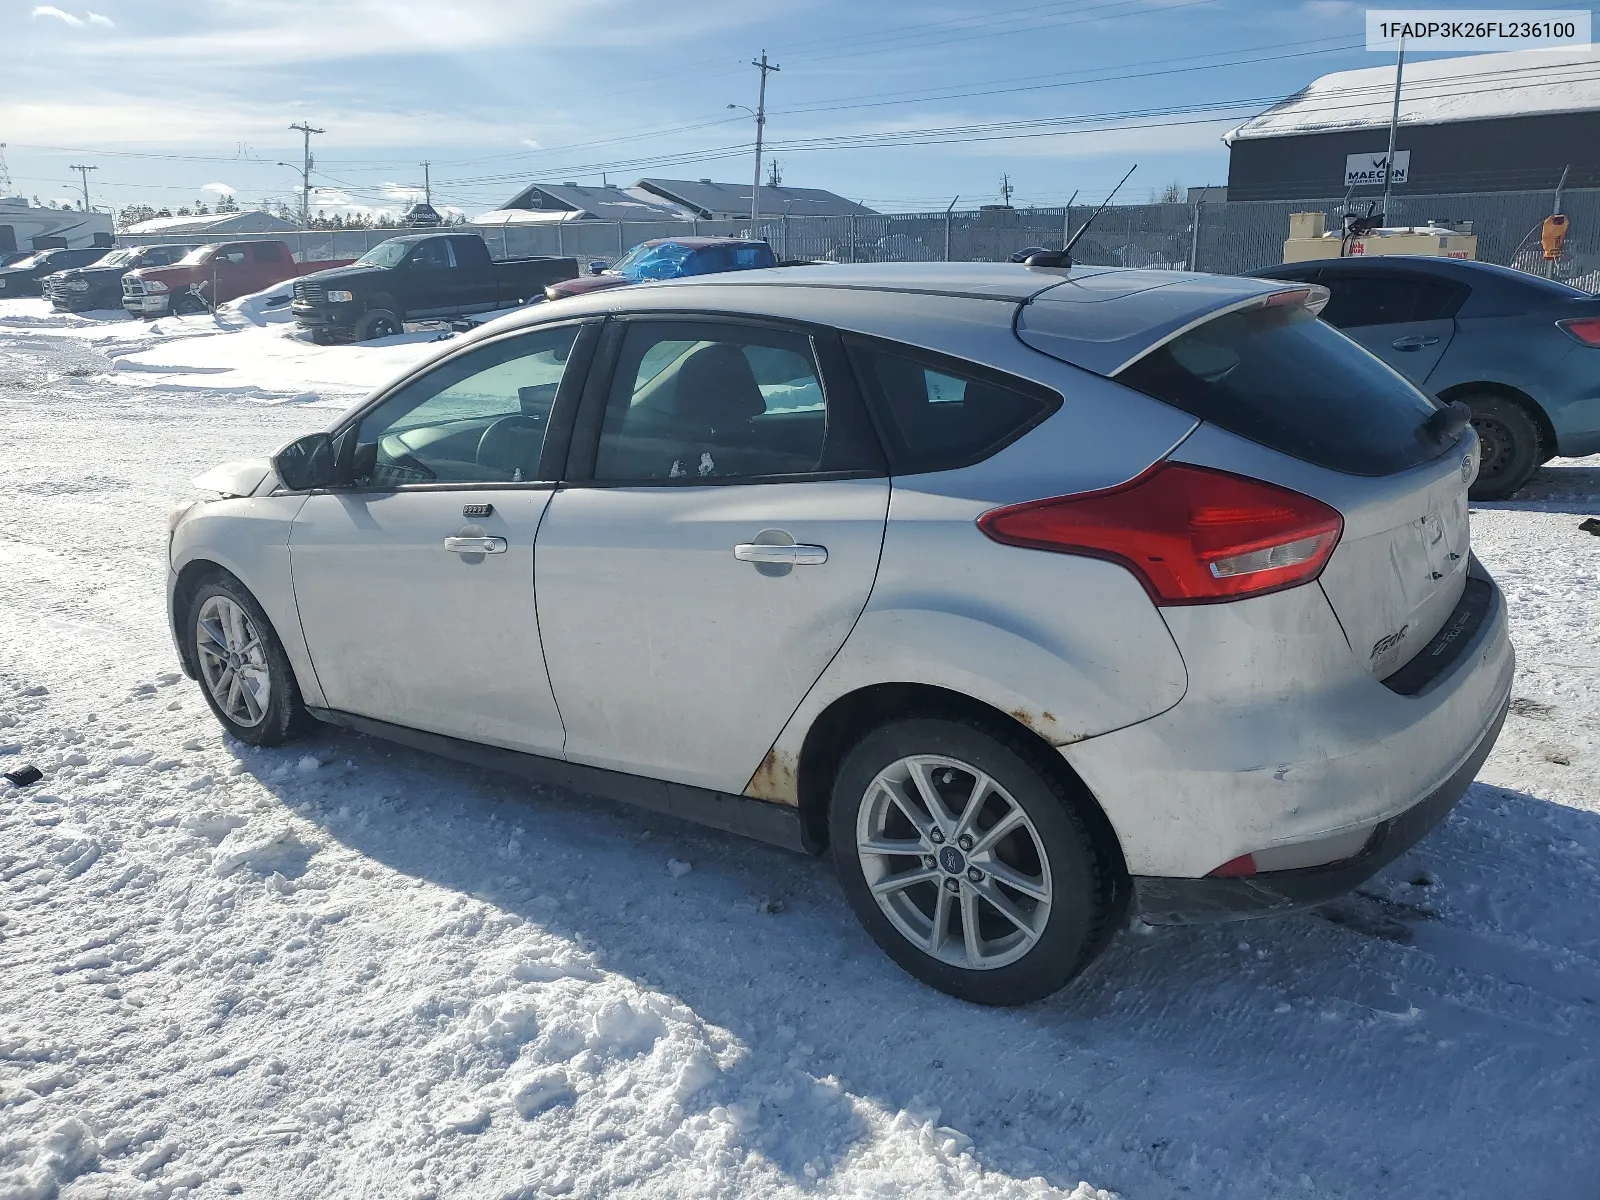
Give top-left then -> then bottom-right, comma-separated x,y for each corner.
187,574 -> 311,746
829,716 -> 1124,1005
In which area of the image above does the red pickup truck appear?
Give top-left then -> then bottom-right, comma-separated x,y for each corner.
122,240 -> 352,317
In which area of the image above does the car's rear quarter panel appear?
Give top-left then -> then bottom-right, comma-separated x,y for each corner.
746,335 -> 1201,804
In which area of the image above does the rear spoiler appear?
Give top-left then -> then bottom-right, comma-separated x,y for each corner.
1108,284 -> 1331,376
1017,279 -> 1330,378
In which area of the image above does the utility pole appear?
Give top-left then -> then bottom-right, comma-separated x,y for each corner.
999,174 -> 1014,207
421,160 -> 432,206
749,50 -> 779,228
1381,33 -> 1405,223
767,159 -> 782,188
287,122 -> 324,229
0,144 -> 12,195
69,164 -> 97,211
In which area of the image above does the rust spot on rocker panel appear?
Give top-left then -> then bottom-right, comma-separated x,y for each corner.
1009,707 -> 1086,748
745,747 -> 800,806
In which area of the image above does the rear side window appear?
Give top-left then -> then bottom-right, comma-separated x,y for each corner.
1317,273 -> 1467,328
1115,303 -> 1442,476
254,242 -> 284,262
847,339 -> 1060,474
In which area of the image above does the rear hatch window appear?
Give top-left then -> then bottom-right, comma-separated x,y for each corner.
1115,303 -> 1443,477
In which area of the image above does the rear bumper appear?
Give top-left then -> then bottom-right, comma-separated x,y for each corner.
1064,560 -> 1515,881
1133,689 -> 1507,923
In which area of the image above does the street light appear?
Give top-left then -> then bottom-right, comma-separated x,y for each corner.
727,102 -> 762,230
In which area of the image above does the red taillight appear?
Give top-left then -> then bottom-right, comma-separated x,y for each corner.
1558,316 -> 1600,346
976,462 -> 1344,605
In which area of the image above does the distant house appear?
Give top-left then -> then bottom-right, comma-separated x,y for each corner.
1226,48 -> 1600,200
635,178 -> 876,219
473,182 -> 696,226
121,210 -> 300,236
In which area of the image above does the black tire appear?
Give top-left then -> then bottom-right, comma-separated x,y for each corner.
185,574 -> 312,747
172,290 -> 209,316
354,308 -> 403,341
1465,393 -> 1544,500
828,715 -> 1125,1005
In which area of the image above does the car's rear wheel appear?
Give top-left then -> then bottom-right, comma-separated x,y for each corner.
187,574 -> 311,746
829,716 -> 1123,1005
1465,393 -> 1543,500
354,308 -> 402,341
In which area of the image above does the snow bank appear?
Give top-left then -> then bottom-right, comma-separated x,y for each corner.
0,295 -> 442,402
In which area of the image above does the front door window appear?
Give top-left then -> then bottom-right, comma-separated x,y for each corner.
352,324 -> 580,486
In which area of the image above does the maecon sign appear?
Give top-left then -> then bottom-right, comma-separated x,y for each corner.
1345,151 -> 1411,188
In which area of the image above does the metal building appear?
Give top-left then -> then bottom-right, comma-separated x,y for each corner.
1225,49 -> 1600,201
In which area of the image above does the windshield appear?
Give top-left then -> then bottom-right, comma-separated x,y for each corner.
611,241 -> 697,282
95,249 -> 136,268
178,246 -> 213,266
355,241 -> 409,268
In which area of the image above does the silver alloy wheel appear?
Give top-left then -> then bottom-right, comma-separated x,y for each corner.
856,754 -> 1053,971
194,595 -> 272,728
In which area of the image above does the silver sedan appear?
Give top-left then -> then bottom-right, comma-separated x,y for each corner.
166,262 -> 1513,1005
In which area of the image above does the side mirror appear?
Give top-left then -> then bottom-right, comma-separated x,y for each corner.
273,432 -> 335,491
588,260 -> 608,276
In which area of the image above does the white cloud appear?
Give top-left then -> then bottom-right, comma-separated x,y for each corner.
87,11 -> 113,26
200,182 -> 236,196
49,0 -> 753,66
32,6 -> 85,26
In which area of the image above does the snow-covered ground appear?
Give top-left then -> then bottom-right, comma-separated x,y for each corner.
0,292 -> 442,408
1,302 -> 1597,1199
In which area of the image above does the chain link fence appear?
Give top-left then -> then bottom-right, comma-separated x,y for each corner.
112,185 -> 1598,289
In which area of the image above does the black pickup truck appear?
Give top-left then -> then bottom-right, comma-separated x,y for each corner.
291,233 -> 578,343
45,243 -> 198,311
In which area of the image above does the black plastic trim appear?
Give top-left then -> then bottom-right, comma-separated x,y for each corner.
1380,575 -> 1494,696
1133,691 -> 1508,924
306,707 -> 819,854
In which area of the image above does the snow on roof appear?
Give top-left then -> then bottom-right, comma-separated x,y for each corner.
492,183 -> 695,223
635,178 -> 877,219
122,211 -> 300,235
1227,48 -> 1600,143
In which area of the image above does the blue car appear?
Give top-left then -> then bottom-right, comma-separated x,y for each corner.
1252,255 -> 1600,498
545,237 -> 778,302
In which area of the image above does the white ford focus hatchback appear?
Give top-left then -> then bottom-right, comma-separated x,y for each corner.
167,263 -> 1513,1005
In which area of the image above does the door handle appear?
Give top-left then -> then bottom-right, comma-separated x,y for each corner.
734,542 -> 828,566
1391,334 -> 1440,351
444,535 -> 508,554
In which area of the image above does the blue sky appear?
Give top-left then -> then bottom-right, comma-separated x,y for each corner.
1,0 -> 1544,217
